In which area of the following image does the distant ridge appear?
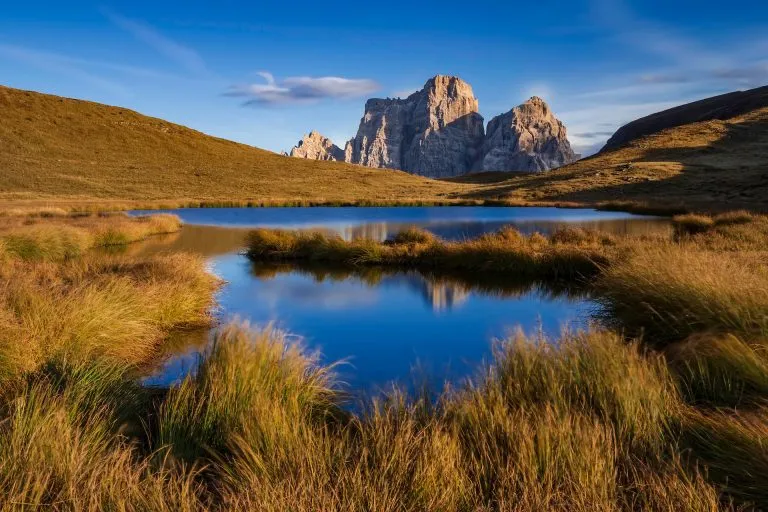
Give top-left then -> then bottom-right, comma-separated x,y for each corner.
602,84 -> 768,151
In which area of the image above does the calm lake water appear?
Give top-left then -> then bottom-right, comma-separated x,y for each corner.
131,207 -> 671,393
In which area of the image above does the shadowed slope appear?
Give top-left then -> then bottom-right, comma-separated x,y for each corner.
603,85 -> 768,151
453,105 -> 768,212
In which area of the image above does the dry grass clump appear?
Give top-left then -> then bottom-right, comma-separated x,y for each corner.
150,325 -> 731,511
667,334 -> 768,407
672,210 -> 768,250
0,359 -> 207,511
460,329 -> 678,449
0,253 -> 218,377
246,226 -> 615,281
682,408 -> 768,509
673,213 -> 715,235
597,246 -> 768,342
0,212 -> 182,261
157,325 -> 342,463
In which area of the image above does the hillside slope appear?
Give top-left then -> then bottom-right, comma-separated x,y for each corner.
453,104 -> 768,212
0,86 -> 464,205
603,85 -> 768,151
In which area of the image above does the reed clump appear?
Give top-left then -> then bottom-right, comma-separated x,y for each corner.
153,325 -> 730,511
0,212 -> 182,261
597,246 -> 768,342
246,226 -> 616,281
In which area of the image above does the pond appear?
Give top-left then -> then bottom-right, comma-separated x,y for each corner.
131,207 -> 671,393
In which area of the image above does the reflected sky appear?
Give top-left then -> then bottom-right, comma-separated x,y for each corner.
131,206 -> 672,242
145,253 -> 594,394
136,207 -> 666,394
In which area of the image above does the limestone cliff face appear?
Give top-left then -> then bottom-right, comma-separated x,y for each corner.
343,75 -> 485,178
288,76 -> 578,176
289,131 -> 345,161
480,97 -> 577,173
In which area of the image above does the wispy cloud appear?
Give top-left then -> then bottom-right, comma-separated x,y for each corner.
559,0 -> 768,155
102,8 -> 207,75
226,72 -> 380,106
572,131 -> 616,139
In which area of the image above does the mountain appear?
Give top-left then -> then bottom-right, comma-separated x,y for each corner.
602,85 -> 768,151
0,86 -> 462,205
343,75 -> 485,178
480,96 -> 577,172
289,131 -> 345,161
288,75 -> 577,177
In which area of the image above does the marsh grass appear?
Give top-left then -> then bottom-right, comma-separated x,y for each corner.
246,226 -> 616,281
148,325 -> 731,511
0,212 -> 182,261
682,408 -> 768,509
667,334 -> 768,408
597,246 -> 768,342
4,210 -> 768,509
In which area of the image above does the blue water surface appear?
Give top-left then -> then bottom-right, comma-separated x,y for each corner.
136,207 -> 669,393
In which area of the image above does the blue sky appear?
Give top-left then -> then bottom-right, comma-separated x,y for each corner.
2,0 -> 767,156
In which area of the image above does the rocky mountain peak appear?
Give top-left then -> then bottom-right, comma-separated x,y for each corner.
288,75 -> 578,176
342,74 -> 485,178
289,130 -> 344,161
479,97 -> 577,173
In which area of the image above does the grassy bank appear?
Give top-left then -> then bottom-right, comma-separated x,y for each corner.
2,210 -> 768,509
246,211 -> 768,344
3,86 -> 768,214
245,226 -> 619,281
7,322 -> 766,510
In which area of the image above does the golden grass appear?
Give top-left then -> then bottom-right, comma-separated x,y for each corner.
0,85 -> 465,206
155,325 -> 730,511
0,212 -> 182,261
0,213 -> 218,379
245,226 -> 617,281
3,210 -> 768,508
2,85 -> 767,213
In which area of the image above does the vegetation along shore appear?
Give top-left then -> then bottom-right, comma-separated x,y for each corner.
0,208 -> 765,509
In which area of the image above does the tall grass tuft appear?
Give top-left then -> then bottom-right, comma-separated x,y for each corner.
157,324 -> 343,463
597,246 -> 768,342
667,334 -> 768,408
0,360 -> 206,511
683,408 -> 768,509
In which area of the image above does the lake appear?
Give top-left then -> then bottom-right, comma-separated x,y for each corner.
131,207 -> 671,393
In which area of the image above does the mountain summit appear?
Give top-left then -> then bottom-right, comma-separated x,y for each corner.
288,76 -> 578,177
480,96 -> 577,172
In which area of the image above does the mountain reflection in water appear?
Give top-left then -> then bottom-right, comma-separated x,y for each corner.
128,208 -> 668,392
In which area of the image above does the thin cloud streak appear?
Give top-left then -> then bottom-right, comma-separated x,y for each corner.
102,7 -> 208,75
227,73 -> 380,106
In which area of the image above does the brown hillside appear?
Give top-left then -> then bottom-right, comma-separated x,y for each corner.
603,84 -> 768,151
453,105 -> 768,212
0,86 -> 464,205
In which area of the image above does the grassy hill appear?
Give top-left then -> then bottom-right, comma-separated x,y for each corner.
455,102 -> 768,212
2,84 -> 768,213
603,84 -> 768,151
0,86 -> 465,208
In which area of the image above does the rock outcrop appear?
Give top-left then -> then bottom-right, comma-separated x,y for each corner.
479,96 -> 577,173
343,75 -> 485,178
288,76 -> 578,176
289,131 -> 345,161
